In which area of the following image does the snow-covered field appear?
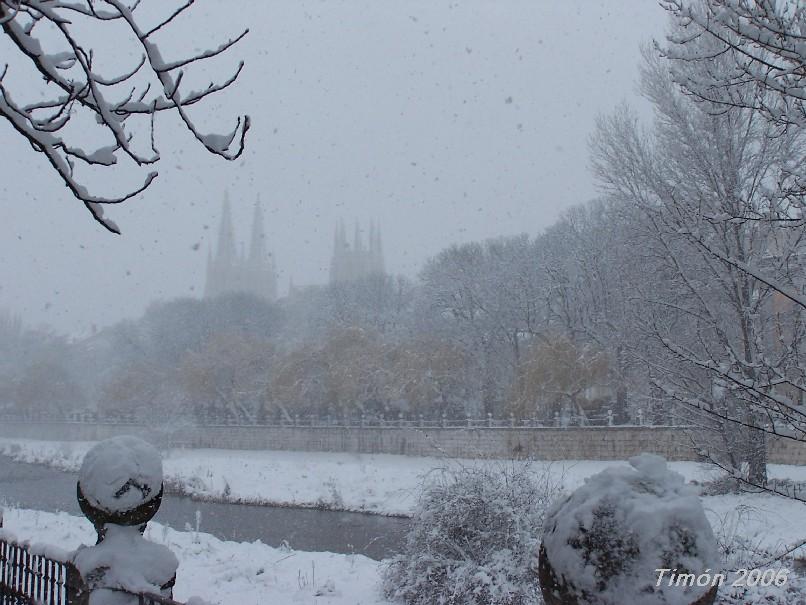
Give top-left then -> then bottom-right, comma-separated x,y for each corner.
2,438 -> 806,603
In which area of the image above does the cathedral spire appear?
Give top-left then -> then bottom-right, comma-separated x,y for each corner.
338,220 -> 347,251
374,222 -> 385,274
329,218 -> 386,284
205,191 -> 278,302
333,224 -> 339,255
216,191 -> 236,261
249,195 -> 267,263
204,244 -> 213,297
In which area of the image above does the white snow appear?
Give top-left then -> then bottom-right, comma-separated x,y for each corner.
1,441 -> 805,602
1,508 -> 389,605
78,436 -> 163,514
542,454 -> 718,605
73,524 -> 178,604
0,438 -> 740,516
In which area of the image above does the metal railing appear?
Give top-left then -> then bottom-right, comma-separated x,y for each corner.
0,536 -> 185,605
0,537 -> 81,605
0,408 -> 678,429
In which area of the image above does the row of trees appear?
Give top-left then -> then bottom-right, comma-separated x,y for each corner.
3,0 -> 804,491
0,265 -> 624,428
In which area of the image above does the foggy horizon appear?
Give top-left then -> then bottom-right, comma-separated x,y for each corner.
0,1 -> 667,336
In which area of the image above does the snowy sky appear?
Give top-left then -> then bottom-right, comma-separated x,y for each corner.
0,1 -> 667,336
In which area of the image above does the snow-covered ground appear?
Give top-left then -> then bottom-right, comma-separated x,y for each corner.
2,507 -> 387,605
2,438 -> 806,603
3,496 -> 806,605
4,437 -> 798,516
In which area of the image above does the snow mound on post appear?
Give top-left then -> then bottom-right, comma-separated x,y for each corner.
72,524 -> 178,604
541,454 -> 718,605
79,436 -> 163,514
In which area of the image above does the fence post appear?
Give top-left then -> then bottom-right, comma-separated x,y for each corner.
66,561 -> 89,605
607,409 -> 614,426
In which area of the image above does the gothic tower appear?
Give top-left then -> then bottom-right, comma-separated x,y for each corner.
329,219 -> 385,284
205,193 -> 277,300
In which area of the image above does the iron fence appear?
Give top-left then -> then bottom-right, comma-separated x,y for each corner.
0,538 -> 81,605
0,408 -> 677,429
0,536 -> 185,605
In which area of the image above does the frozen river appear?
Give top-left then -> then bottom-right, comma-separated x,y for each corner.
0,456 -> 408,560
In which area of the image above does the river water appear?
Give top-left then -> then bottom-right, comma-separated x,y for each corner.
0,456 -> 408,560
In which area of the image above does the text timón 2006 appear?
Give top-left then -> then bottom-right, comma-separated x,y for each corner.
655,568 -> 789,588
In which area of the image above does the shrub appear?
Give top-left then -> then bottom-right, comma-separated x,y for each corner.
383,463 -> 562,605
539,454 -> 718,605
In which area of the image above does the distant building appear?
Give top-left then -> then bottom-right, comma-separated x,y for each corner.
205,192 -> 277,301
329,220 -> 385,284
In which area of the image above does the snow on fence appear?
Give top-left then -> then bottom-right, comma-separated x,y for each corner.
0,533 -> 184,605
0,535 -> 80,605
0,470 -> 186,605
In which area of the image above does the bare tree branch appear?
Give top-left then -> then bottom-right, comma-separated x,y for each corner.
0,0 -> 250,232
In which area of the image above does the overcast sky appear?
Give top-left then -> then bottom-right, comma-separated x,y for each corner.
0,1 -> 667,336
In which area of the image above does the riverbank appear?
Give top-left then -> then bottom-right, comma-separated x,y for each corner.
2,507 -> 389,605
2,437 -> 806,516
3,439 -> 806,603
0,437 -> 725,515
4,495 -> 806,605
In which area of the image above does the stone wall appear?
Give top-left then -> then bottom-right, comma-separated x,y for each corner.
0,421 -> 804,464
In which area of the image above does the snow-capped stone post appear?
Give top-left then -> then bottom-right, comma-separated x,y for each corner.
538,454 -> 719,605
71,435 -> 178,604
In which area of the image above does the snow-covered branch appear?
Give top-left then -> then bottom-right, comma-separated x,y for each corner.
660,0 -> 806,128
0,0 -> 250,233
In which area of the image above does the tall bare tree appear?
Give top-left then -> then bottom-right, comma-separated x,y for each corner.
591,47 -> 806,485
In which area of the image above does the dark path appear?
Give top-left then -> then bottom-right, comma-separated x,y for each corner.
0,456 -> 408,560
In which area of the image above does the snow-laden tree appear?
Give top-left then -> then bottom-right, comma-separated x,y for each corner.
418,235 -> 545,416
0,313 -> 88,416
661,0 -> 806,129
179,331 -> 275,424
0,0 -> 250,233
538,200 -> 647,423
656,3 -> 806,492
509,335 -> 610,423
318,275 -> 415,338
591,46 -> 806,485
384,337 -> 475,419
266,326 -> 389,420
